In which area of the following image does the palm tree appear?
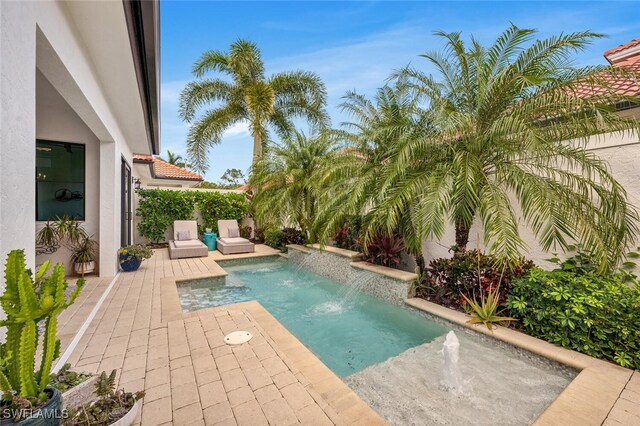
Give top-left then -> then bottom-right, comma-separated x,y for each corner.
322,26 -> 640,272
314,84 -> 431,270
179,39 -> 329,173
158,150 -> 188,168
250,131 -> 340,241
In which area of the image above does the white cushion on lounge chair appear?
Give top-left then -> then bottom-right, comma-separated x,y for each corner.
174,220 -> 198,241
220,237 -> 250,245
173,240 -> 205,248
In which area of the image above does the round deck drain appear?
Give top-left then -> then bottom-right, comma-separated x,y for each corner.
224,331 -> 253,345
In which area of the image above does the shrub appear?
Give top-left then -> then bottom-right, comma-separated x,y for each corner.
136,189 -> 196,242
253,228 -> 265,244
508,268 -> 640,369
264,228 -> 305,251
417,249 -> 534,309
239,225 -> 252,239
334,217 -> 362,252
364,233 -> 405,267
264,228 -> 284,251
195,192 -> 249,233
136,189 -> 249,242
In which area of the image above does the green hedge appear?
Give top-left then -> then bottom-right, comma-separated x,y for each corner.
136,189 -> 249,242
508,268 -> 640,369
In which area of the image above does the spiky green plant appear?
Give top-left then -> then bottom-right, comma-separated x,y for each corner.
0,250 -> 84,405
462,286 -> 515,330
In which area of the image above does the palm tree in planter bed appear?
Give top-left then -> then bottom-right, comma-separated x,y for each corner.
118,244 -> 153,272
334,26 -> 640,272
179,39 -> 329,173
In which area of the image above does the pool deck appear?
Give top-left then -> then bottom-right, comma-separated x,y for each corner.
57,246 -> 384,425
55,245 -> 640,425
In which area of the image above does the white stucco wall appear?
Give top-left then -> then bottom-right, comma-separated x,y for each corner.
35,70 -> 100,272
1,0 -> 153,279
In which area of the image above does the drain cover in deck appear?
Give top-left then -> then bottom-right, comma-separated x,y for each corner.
224,331 -> 253,345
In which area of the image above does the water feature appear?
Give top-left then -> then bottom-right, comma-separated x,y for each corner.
440,330 -> 467,394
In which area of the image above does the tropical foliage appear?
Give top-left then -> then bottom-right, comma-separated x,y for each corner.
316,26 -> 640,272
364,233 -> 406,267
179,39 -> 329,172
158,150 -> 190,169
264,227 -> 305,252
314,84 -> 431,263
508,268 -> 640,369
418,249 -> 534,308
250,131 -> 340,241
136,189 -> 249,241
0,250 -> 83,417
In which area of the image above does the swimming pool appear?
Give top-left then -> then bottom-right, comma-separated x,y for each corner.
177,257 -> 448,377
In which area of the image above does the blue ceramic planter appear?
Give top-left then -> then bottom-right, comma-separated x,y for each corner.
120,255 -> 142,272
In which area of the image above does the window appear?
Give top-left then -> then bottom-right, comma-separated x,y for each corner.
36,140 -> 85,221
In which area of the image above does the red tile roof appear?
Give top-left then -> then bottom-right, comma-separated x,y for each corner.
604,38 -> 640,61
133,154 -> 203,181
571,39 -> 640,100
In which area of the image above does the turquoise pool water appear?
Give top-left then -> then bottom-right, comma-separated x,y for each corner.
178,257 -> 447,377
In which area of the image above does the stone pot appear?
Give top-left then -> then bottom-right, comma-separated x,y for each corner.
109,400 -> 140,426
61,375 -> 98,410
73,261 -> 95,276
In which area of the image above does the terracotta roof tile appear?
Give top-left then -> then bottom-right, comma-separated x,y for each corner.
604,38 -> 640,59
133,154 -> 203,181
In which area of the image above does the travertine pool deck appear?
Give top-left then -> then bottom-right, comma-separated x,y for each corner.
57,246 -> 383,425
56,246 -> 640,425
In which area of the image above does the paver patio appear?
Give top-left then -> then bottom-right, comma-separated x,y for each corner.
55,246 -> 640,426
57,247 -> 384,425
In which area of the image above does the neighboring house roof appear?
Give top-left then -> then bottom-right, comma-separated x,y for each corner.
133,154 -> 203,181
572,39 -> 640,101
236,184 -> 249,191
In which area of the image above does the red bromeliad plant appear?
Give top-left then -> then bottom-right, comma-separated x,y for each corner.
364,233 -> 405,267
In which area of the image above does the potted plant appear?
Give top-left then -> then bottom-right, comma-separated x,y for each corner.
0,250 -> 84,424
118,244 -> 153,272
71,235 -> 98,277
50,364 -> 97,410
63,370 -> 144,426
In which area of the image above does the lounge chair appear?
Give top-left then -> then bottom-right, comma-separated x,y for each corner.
217,220 -> 255,255
168,220 -> 208,259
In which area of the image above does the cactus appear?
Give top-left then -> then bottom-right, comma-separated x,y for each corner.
0,249 -> 84,403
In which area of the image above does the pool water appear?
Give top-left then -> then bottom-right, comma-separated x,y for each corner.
178,257 -> 447,377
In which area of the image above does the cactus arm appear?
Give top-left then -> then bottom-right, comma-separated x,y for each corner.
36,316 -> 58,392
4,325 -> 21,391
1,251 -> 25,318
68,278 -> 85,305
34,260 -> 50,282
18,321 -> 38,398
0,371 -> 12,392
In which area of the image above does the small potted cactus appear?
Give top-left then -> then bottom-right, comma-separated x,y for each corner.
0,249 -> 84,424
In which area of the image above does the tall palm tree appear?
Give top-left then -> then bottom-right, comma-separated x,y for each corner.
250,131 -> 339,241
179,39 -> 329,173
314,84 -> 431,270
320,26 -> 640,272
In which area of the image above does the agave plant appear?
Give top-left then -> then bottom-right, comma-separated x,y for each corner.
0,250 -> 84,412
462,285 -> 515,330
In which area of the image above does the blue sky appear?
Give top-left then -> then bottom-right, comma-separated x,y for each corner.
160,1 -> 640,182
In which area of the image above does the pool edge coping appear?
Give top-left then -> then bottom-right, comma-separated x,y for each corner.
405,297 -> 633,426
161,266 -> 386,426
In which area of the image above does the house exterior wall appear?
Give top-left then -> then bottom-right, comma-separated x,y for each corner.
35,70 -> 101,272
421,123 -> 640,268
0,1 -> 152,280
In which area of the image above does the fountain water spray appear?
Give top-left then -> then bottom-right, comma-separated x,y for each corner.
441,331 -> 467,394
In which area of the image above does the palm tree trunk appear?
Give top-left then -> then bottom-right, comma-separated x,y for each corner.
454,221 -> 470,252
253,133 -> 262,165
